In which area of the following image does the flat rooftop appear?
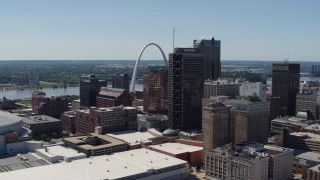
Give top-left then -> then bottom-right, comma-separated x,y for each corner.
295,151 -> 320,162
107,130 -> 155,146
63,133 -> 126,150
149,143 -> 203,155
0,111 -> 21,127
0,153 -> 49,173
0,148 -> 188,180
22,115 -> 61,124
309,164 -> 320,172
290,132 -> 320,142
36,146 -> 86,159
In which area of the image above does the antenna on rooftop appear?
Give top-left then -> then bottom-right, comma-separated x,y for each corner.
284,50 -> 290,64
173,27 -> 175,53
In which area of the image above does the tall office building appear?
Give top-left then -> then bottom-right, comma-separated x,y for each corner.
202,97 -> 235,150
225,98 -> 269,144
272,63 -> 300,116
143,66 -> 168,113
112,74 -> 130,90
311,65 -> 320,77
168,48 -> 204,130
193,36 -> 221,80
80,75 -> 107,109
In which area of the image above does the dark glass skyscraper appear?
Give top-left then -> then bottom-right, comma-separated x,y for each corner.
168,48 -> 204,130
112,74 -> 129,91
272,63 -> 300,116
80,74 -> 107,108
193,36 -> 221,80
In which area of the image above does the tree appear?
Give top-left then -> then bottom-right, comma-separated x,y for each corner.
41,134 -> 47,141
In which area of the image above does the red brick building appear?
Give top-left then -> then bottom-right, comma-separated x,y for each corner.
32,91 -> 69,118
143,66 -> 168,113
75,106 -> 137,135
96,88 -> 132,108
61,111 -> 76,134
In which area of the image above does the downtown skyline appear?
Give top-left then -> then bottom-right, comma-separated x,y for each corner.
0,0 -> 319,61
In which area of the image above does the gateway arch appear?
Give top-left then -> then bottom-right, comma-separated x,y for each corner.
130,43 -> 168,92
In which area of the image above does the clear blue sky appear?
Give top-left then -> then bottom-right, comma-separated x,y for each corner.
0,0 -> 319,61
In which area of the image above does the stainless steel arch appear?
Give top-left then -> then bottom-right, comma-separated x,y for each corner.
130,43 -> 168,92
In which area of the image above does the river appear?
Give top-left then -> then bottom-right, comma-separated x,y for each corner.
0,87 -> 79,100
0,83 -> 144,100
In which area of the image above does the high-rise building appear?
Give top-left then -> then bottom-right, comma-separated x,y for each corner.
96,87 -> 132,108
75,106 -> 137,135
168,48 -> 204,130
202,97 -> 235,150
239,81 -> 267,100
272,63 -> 300,116
112,74 -> 130,90
204,79 -> 241,98
32,91 -> 46,114
193,36 -> 221,80
296,93 -> 320,120
205,143 -> 293,180
311,65 -> 320,77
225,98 -> 269,144
143,66 -> 168,113
80,74 -> 107,109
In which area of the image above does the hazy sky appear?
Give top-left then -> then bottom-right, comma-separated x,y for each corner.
0,0 -> 319,61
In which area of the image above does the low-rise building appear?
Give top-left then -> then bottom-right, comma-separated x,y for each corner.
148,142 -> 203,166
60,111 -> 76,134
63,133 -> 127,156
22,115 -> 62,139
270,112 -> 313,133
96,87 -> 132,108
205,143 -> 293,180
137,114 -> 167,132
75,106 -> 137,134
0,148 -> 190,180
35,145 -> 86,163
107,130 -> 158,149
284,131 -> 320,153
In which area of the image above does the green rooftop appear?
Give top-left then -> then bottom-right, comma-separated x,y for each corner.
225,99 -> 267,105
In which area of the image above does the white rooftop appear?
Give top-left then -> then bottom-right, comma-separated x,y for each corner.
0,148 -> 188,180
36,145 -> 86,158
295,151 -> 320,162
108,130 -> 155,145
149,143 -> 203,155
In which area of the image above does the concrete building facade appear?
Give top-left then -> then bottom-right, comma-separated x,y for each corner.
204,79 -> 240,98
239,81 -> 266,100
202,97 -> 235,150
205,143 -> 293,180
225,98 -> 269,144
296,93 -> 320,120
